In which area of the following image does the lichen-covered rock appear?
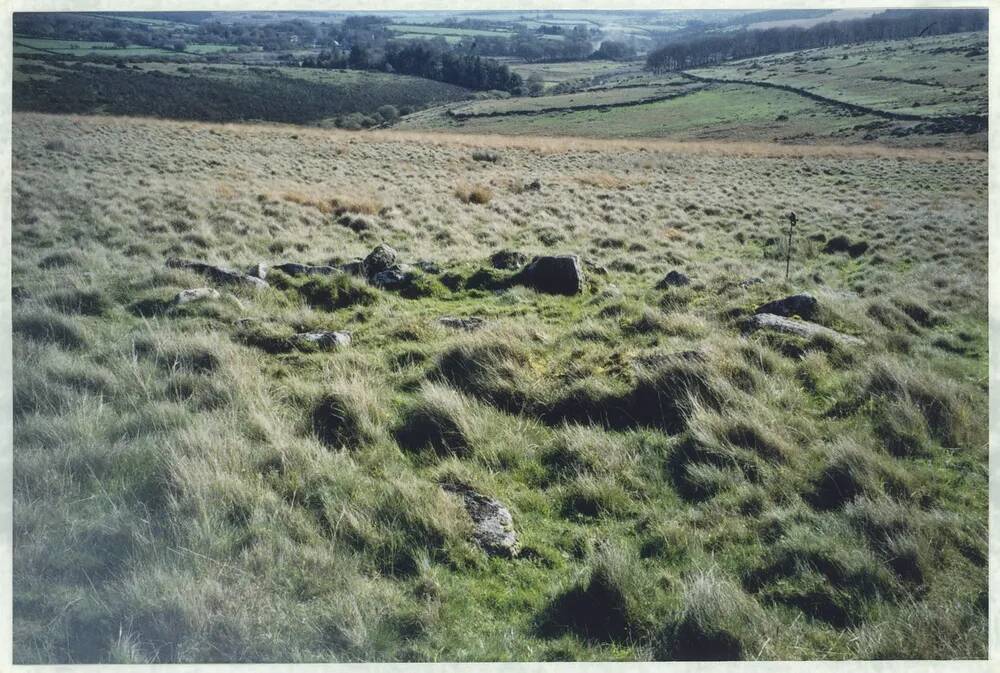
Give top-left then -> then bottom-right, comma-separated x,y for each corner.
755,293 -> 818,319
746,313 -> 864,346
442,483 -> 518,557
290,331 -> 351,351
371,268 -> 411,289
438,316 -> 486,331
174,287 -> 221,305
513,255 -> 584,295
166,258 -> 268,289
271,262 -> 340,277
490,249 -> 528,270
363,244 -> 399,279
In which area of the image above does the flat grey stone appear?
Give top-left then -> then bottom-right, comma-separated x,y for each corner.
746,313 -> 864,346
174,287 -> 221,305
442,483 -> 518,557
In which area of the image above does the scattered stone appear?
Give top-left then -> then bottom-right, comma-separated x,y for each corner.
174,287 -> 221,305
512,255 -> 584,295
371,268 -> 411,289
490,249 -> 528,270
271,262 -> 341,277
363,243 -> 399,279
415,260 -> 441,274
340,260 -> 365,276
755,293 -> 818,319
247,262 -> 269,279
166,258 -> 268,289
438,316 -> 486,331
738,277 -> 764,290
525,178 -> 542,192
290,331 -> 351,350
745,313 -> 864,346
657,270 -> 690,288
442,483 -> 518,557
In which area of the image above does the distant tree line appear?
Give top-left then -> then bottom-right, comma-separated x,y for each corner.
646,9 -> 988,71
302,41 -> 523,93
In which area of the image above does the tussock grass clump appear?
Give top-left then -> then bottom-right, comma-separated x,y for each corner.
745,519 -> 900,627
395,384 -> 474,458
560,474 -> 636,519
803,439 -> 912,511
13,311 -> 86,350
454,182 -> 493,205
871,396 -> 933,458
312,392 -> 371,450
657,569 -> 767,661
668,407 -> 791,501
134,334 -> 221,374
272,270 -> 378,311
538,543 -> 652,643
45,288 -> 113,316
863,360 -> 978,448
432,331 -> 535,411
37,249 -> 84,268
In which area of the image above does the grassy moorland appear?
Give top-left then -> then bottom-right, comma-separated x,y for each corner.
12,112 -> 987,662
13,60 -> 471,125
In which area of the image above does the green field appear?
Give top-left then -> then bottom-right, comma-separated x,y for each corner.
14,36 -> 238,57
508,59 -> 641,90
402,31 -> 987,150
688,32 -> 987,118
450,81 -> 697,117
387,24 -> 515,40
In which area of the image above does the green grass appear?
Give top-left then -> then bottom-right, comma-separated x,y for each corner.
688,31 -> 987,118
11,112 -> 987,663
402,31 -> 986,151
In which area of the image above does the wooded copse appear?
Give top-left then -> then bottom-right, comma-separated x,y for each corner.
303,42 -> 524,94
646,9 -> 987,71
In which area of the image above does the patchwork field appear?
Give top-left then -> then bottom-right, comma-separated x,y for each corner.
400,31 -> 987,151
688,32 -> 988,118
12,113 -> 988,663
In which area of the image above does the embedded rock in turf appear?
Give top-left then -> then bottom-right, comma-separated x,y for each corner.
490,249 -> 528,270
166,257 -> 268,289
174,288 -> 221,305
271,262 -> 341,277
755,293 -> 818,319
745,313 -> 864,345
438,316 -> 487,331
513,255 -> 585,295
442,483 -> 518,557
290,331 -> 352,351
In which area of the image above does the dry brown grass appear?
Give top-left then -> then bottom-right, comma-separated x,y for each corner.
280,191 -> 382,216
576,172 -> 630,190
26,113 -> 986,163
454,182 -> 493,205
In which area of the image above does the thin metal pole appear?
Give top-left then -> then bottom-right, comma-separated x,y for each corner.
785,211 -> 796,281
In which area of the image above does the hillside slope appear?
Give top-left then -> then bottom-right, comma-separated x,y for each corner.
12,113 -> 988,663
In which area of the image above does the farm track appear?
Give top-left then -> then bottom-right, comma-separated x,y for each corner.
678,71 -> 987,132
